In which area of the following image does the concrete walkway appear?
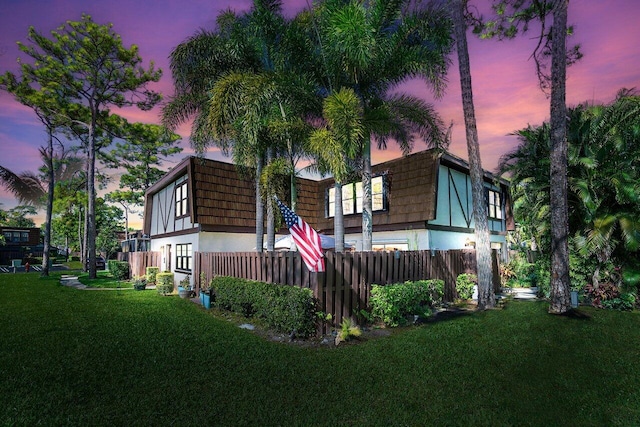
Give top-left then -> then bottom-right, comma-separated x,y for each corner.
59,275 -> 148,291
504,287 -> 539,300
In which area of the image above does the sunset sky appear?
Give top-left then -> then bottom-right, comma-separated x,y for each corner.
1,0 -> 639,228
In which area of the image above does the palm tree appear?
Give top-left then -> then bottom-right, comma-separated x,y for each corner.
309,87 -> 364,252
314,0 -> 452,250
164,1 -> 318,252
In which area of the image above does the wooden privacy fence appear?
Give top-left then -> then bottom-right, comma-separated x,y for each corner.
193,249 -> 500,331
118,251 -> 161,278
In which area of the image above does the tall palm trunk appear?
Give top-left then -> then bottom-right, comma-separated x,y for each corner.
266,147 -> 275,252
548,0 -> 571,313
452,0 -> 494,309
255,154 -> 265,252
361,137 -> 373,251
334,182 -> 345,252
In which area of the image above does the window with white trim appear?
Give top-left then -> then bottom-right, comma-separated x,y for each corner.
175,180 -> 189,218
487,190 -> 503,219
327,175 -> 386,217
175,243 -> 192,272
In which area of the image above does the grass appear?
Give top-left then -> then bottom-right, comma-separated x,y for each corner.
75,270 -> 133,289
2,273 -> 640,426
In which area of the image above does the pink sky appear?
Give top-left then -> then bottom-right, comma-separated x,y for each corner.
1,0 -> 639,228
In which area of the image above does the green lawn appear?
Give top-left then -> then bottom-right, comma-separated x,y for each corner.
2,272 -> 640,426
75,270 -> 133,289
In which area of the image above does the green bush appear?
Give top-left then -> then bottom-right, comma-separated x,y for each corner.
146,267 -> 160,284
455,274 -> 477,300
212,276 -> 317,338
156,272 -> 175,296
108,261 -> 130,281
369,280 -> 443,327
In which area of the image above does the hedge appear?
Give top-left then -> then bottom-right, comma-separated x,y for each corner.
146,267 -> 160,285
108,260 -> 130,281
370,279 -> 444,327
211,276 -> 317,338
156,272 -> 175,296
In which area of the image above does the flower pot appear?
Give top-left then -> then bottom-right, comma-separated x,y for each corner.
570,290 -> 579,308
178,287 -> 191,299
201,292 -> 211,309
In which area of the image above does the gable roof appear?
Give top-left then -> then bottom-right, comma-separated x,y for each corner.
143,149 -> 513,235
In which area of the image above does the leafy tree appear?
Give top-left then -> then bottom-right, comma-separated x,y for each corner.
103,123 -> 182,206
0,71 -> 63,275
14,14 -> 161,278
102,122 -> 181,238
449,0 -> 494,309
95,200 -> 124,261
2,206 -> 37,228
314,0 -> 452,250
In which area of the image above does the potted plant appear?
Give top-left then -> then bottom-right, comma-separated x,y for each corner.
178,274 -> 192,298
199,272 -> 213,309
132,276 -> 147,291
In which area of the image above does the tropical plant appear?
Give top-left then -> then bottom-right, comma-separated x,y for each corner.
501,90 -> 640,294
313,0 -> 453,250
335,317 -> 362,345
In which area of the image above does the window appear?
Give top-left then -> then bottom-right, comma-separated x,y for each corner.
487,190 -> 502,219
327,175 -> 386,217
3,231 -> 28,243
175,243 -> 192,271
175,180 -> 189,218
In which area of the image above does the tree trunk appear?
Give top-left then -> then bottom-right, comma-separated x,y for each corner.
548,0 -> 571,314
255,154 -> 265,252
87,117 -> 97,279
266,147 -> 275,252
41,129 -> 55,277
452,0 -> 494,309
334,182 -> 345,252
361,136 -> 373,251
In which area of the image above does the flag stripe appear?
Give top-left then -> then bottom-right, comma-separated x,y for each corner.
276,198 -> 325,272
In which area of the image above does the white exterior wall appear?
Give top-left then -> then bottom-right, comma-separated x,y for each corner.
148,175 -> 197,237
198,232 -> 257,252
150,232 -> 199,288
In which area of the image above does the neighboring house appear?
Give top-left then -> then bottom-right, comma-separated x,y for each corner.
143,149 -> 514,284
0,226 -> 41,265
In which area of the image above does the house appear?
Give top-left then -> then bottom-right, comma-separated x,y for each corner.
0,226 -> 41,265
143,149 -> 514,284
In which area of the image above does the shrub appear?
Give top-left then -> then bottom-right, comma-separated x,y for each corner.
156,272 -> 175,296
336,318 -> 362,345
211,276 -> 317,338
146,267 -> 159,285
369,280 -> 442,327
583,282 -> 635,310
455,274 -> 477,300
132,276 -> 146,291
108,261 -> 130,281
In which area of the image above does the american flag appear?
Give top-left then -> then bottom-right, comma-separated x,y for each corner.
275,197 -> 325,272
